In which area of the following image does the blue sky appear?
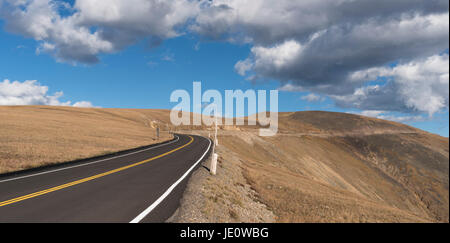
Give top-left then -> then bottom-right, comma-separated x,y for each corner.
0,1 -> 448,137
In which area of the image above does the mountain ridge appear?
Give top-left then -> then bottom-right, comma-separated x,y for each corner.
0,106 -> 448,222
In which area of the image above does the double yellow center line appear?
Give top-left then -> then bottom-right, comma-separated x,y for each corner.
0,136 -> 194,208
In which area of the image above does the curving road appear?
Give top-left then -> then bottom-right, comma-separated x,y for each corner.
0,134 -> 212,223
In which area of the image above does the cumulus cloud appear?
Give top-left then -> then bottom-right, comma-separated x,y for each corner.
1,0 -> 448,118
216,0 -> 449,116
235,13 -> 448,93
1,0 -> 114,64
193,0 -> 449,45
334,54 -> 449,116
0,79 -> 95,107
0,0 -> 199,64
74,0 -> 199,46
248,40 -> 303,79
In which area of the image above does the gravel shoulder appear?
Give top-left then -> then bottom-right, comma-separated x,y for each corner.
168,142 -> 275,223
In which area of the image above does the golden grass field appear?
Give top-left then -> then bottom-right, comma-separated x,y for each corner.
177,112 -> 449,223
0,106 -> 172,174
225,113 -> 448,222
1,106 -> 448,222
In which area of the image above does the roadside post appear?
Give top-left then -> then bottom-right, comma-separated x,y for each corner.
211,153 -> 218,175
210,105 -> 219,175
156,126 -> 160,140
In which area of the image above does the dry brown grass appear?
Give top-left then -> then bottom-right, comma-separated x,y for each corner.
169,133 -> 275,223
0,106 -> 172,174
214,111 -> 449,222
1,107 -> 448,223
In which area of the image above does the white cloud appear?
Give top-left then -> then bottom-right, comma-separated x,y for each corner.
301,93 -> 323,102
192,0 -> 332,44
0,0 -> 200,64
335,54 -> 449,116
198,1 -> 448,117
378,114 -> 425,123
2,0 -> 114,64
392,54 -> 449,116
234,58 -> 253,76
357,110 -> 425,123
74,0 -> 198,38
194,0 -> 449,45
0,0 -> 448,119
278,83 -> 305,92
2,1 -> 448,72
234,12 -> 448,92
251,40 -> 302,72
72,101 -> 95,108
360,110 -> 385,118
0,79 -> 96,107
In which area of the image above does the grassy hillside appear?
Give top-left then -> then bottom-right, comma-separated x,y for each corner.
177,111 -> 449,222
0,106 -> 172,174
1,107 -> 448,222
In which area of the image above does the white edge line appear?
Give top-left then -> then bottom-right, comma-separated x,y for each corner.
130,136 -> 212,223
0,135 -> 180,183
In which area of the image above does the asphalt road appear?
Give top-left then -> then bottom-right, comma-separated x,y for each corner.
0,134 -> 212,223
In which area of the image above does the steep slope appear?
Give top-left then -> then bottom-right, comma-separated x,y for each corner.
213,112 -> 449,222
176,111 -> 448,222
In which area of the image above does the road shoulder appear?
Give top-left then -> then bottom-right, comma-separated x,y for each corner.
168,143 -> 275,223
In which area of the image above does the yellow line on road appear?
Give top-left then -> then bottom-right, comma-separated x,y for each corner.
0,136 -> 194,207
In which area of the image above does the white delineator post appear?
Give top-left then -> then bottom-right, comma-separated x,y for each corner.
210,107 -> 218,175
211,153 -> 218,175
